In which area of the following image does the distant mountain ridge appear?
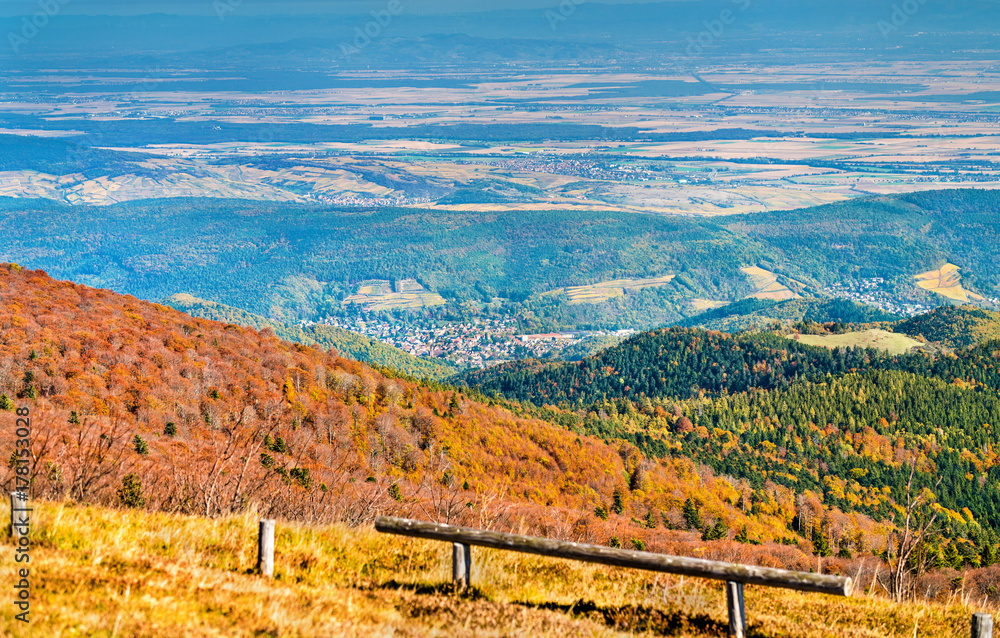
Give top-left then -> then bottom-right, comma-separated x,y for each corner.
2,189 -> 999,332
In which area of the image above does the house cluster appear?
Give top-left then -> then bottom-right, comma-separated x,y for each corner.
822,278 -> 932,317
317,315 -> 628,368
481,157 -> 660,182
314,193 -> 431,207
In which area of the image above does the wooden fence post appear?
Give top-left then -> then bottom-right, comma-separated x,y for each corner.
452,542 -> 471,589
257,519 -> 275,578
726,580 -> 746,638
973,613 -> 994,638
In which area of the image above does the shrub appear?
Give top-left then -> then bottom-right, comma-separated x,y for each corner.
811,527 -> 832,557
163,422 -> 177,437
289,467 -> 312,490
702,519 -> 728,541
643,511 -> 658,529
117,474 -> 145,508
683,498 -> 703,530
612,488 -> 625,515
388,483 -> 402,502
267,435 -> 288,455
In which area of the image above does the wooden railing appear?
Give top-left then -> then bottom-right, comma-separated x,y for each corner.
373,516 -> 992,638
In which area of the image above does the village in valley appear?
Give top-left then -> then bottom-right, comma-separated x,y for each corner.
312,314 -> 633,368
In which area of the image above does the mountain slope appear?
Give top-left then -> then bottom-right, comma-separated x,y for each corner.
4,264 -> 1000,616
459,325 -> 1000,531
2,189 -> 997,331
456,327 -> 922,406
723,189 -> 1000,301
0,263 -> 845,554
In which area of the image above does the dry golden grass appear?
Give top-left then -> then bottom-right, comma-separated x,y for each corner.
0,500 -> 984,637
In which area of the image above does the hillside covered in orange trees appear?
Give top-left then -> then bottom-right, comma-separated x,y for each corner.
0,262 -> 988,590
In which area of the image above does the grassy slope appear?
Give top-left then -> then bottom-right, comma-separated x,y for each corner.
165,293 -> 457,380
791,329 -> 924,355
6,500 -> 978,638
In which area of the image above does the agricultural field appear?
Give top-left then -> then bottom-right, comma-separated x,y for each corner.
545,275 -> 678,305
3,58 -> 1000,213
915,263 -> 987,304
342,279 -> 447,312
790,329 -> 926,355
690,299 -> 729,313
741,267 -> 803,301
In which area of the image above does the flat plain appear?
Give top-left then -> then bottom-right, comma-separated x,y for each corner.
3,60 -> 1000,214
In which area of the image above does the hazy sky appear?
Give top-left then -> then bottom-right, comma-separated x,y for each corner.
0,0 -> 682,15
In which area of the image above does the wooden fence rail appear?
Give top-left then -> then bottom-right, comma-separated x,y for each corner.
376,515 -> 854,638
375,516 -> 851,595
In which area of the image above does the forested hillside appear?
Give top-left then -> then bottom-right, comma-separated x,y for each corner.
5,265 -> 1000,607
681,298 -> 901,332
460,326 -> 1000,551
0,197 -> 755,327
725,189 -> 1000,296
1,189 -> 998,330
457,327 -> 1000,405
0,263 -> 873,564
896,305 -> 1000,349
